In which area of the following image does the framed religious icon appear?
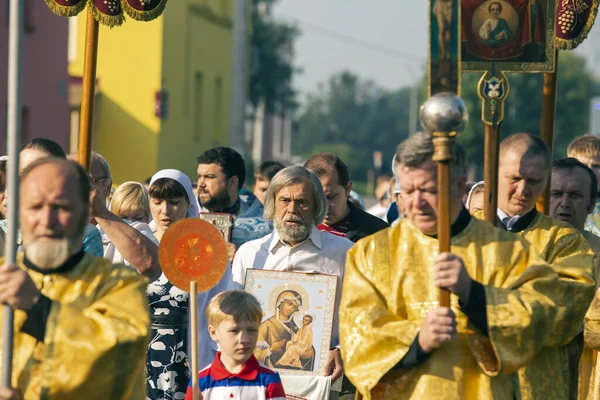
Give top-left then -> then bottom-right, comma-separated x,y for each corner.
198,212 -> 233,242
461,0 -> 557,72
244,269 -> 338,376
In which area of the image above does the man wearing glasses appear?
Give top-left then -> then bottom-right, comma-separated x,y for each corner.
68,152 -> 161,282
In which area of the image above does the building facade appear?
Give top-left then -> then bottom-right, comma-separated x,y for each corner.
69,0 -> 240,183
0,1 -> 70,154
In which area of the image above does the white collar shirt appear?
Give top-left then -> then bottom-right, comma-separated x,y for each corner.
232,225 -> 354,348
497,208 -> 523,230
232,225 -> 353,287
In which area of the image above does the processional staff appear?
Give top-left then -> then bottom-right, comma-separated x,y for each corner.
2,0 -> 24,388
159,218 -> 229,400
420,93 -> 469,307
426,0 -> 466,307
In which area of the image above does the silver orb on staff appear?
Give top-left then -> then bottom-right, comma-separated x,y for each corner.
419,92 -> 468,307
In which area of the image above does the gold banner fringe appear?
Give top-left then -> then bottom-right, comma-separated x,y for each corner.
88,0 -> 125,28
44,0 -> 87,17
556,0 -> 599,50
122,0 -> 168,22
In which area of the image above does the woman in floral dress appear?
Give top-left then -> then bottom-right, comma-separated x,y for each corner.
146,169 -> 199,400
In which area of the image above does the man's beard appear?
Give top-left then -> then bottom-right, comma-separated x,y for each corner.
274,215 -> 313,245
198,189 -> 231,211
23,231 -> 82,269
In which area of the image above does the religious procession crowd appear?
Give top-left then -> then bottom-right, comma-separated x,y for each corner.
0,130 -> 599,400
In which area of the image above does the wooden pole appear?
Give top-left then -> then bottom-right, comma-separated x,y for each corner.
538,50 -> 559,215
190,281 -> 199,400
2,0 -> 24,387
437,158 -> 451,307
483,124 -> 500,225
77,9 -> 99,171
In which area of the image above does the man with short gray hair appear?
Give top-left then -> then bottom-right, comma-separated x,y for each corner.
232,165 -> 353,386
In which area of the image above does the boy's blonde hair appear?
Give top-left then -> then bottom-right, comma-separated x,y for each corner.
567,135 -> 600,159
206,290 -> 263,327
109,181 -> 151,222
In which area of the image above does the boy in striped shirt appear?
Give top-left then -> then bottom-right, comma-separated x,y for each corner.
186,290 -> 286,400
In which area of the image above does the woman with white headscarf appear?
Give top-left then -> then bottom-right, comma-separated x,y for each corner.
145,169 -> 199,400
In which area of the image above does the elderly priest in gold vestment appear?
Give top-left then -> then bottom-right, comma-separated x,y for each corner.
0,158 -> 150,400
340,132 -> 593,400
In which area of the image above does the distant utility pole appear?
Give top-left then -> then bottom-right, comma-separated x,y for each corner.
409,84 -> 419,135
229,0 -> 248,154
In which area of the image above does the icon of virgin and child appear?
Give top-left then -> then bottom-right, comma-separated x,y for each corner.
255,289 -> 316,371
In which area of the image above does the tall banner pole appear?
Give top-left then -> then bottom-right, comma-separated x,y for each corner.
2,0 -> 24,387
462,0 -> 560,224
45,1 -> 171,171
478,64 -> 509,225
428,0 -> 462,309
77,9 -> 100,171
537,49 -> 559,215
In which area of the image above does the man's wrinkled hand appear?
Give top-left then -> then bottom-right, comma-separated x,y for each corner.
0,263 -> 40,311
323,348 -> 344,381
434,252 -> 472,302
418,307 -> 457,353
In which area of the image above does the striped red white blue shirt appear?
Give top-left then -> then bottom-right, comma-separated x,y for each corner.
185,353 -> 286,400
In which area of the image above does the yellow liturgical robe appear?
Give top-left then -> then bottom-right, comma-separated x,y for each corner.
340,215 -> 571,400
579,231 -> 600,400
482,211 -> 596,400
0,254 -> 150,400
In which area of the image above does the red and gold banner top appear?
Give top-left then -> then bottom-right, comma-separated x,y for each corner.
44,0 -> 168,27
556,0 -> 598,49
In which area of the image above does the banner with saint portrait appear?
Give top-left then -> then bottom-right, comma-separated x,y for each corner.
461,0 -> 556,72
244,269 -> 337,377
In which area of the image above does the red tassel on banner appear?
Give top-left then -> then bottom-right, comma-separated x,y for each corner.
90,0 -> 125,27
122,0 -> 169,21
556,0 -> 599,50
44,0 -> 87,17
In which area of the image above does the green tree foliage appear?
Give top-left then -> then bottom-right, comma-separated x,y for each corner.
249,0 -> 301,114
295,52 -> 599,182
295,71 -> 413,182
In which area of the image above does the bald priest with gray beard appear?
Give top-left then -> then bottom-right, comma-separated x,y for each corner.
0,158 -> 150,400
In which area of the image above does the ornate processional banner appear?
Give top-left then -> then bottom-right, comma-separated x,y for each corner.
44,0 -> 168,27
461,0 -> 556,72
